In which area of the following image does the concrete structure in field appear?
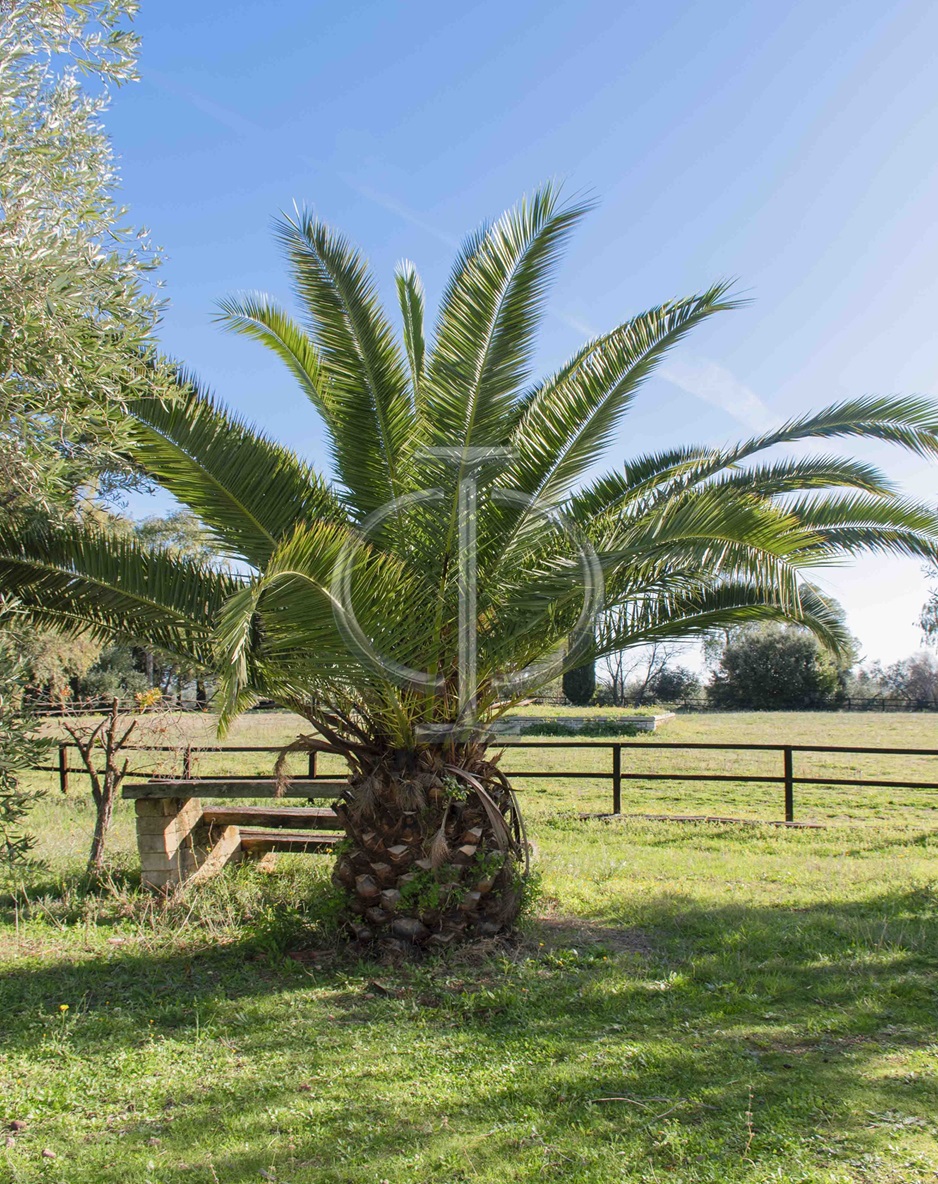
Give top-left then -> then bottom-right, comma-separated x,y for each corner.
498,712 -> 676,735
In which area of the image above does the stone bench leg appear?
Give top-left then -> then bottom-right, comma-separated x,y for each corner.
135,796 -> 218,889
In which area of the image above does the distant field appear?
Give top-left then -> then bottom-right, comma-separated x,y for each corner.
499,710 -> 938,826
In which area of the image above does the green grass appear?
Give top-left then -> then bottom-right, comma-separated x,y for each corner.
3,712 -> 938,1182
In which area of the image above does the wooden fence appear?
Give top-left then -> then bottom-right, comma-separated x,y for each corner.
32,738 -> 938,825
629,697 -> 938,713
27,694 -> 938,717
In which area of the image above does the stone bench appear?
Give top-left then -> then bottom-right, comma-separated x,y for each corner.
123,778 -> 347,890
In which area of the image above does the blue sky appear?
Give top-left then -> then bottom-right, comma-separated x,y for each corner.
110,0 -> 938,665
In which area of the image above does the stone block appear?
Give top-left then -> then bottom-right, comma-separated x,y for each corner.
135,797 -> 187,818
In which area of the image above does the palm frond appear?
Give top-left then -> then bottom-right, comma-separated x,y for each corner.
504,284 -> 740,508
0,519 -> 236,664
396,260 -> 426,402
212,519 -> 434,728
737,394 -> 938,460
671,395 -> 938,493
778,492 -> 938,560
275,210 -> 414,515
580,456 -> 897,545
215,292 -> 333,423
128,373 -> 345,567
567,447 -> 717,521
595,577 -> 852,658
423,183 -> 592,449
713,456 -> 896,498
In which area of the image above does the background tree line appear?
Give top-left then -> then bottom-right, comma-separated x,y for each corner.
562,622 -> 938,710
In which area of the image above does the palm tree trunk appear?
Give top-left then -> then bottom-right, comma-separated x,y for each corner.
330,754 -> 526,948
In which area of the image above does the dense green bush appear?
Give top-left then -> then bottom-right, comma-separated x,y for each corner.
646,665 -> 701,702
708,624 -> 849,710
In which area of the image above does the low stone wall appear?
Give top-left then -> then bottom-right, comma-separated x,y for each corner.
499,712 -> 675,735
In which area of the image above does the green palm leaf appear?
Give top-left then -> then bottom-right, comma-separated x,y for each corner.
596,578 -> 851,657
215,292 -> 332,423
779,492 -> 938,560
713,456 -> 896,498
212,518 -> 435,729
490,286 -> 741,576
0,518 -> 236,664
127,373 -> 345,567
736,395 -> 938,460
423,183 -> 592,450
506,285 -> 739,505
275,209 -> 414,516
396,260 -> 426,401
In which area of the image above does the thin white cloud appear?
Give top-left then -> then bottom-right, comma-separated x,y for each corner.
145,68 -> 265,138
549,308 -> 600,339
336,176 -> 459,248
144,69 -> 459,249
661,355 -> 782,433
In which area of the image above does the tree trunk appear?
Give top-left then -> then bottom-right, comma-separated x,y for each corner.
65,700 -> 134,877
88,774 -> 117,872
329,753 -> 526,950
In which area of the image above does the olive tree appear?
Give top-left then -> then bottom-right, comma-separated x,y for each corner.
0,0 -> 168,513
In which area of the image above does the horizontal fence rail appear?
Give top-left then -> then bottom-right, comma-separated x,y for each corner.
31,738 -> 938,824
499,740 -> 938,821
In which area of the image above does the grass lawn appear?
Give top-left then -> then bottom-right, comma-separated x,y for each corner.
2,711 -> 937,1182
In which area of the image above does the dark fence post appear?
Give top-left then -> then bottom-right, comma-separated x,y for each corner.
58,744 -> 69,795
783,746 -> 794,822
612,744 -> 622,815
183,745 -> 192,779
308,751 -> 317,780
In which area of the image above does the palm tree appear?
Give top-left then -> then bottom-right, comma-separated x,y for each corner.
3,185 -> 938,944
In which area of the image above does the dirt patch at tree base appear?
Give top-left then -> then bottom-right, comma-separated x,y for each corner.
527,915 -> 654,956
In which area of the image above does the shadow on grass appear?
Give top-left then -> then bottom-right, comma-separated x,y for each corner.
1,885 -> 937,1181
